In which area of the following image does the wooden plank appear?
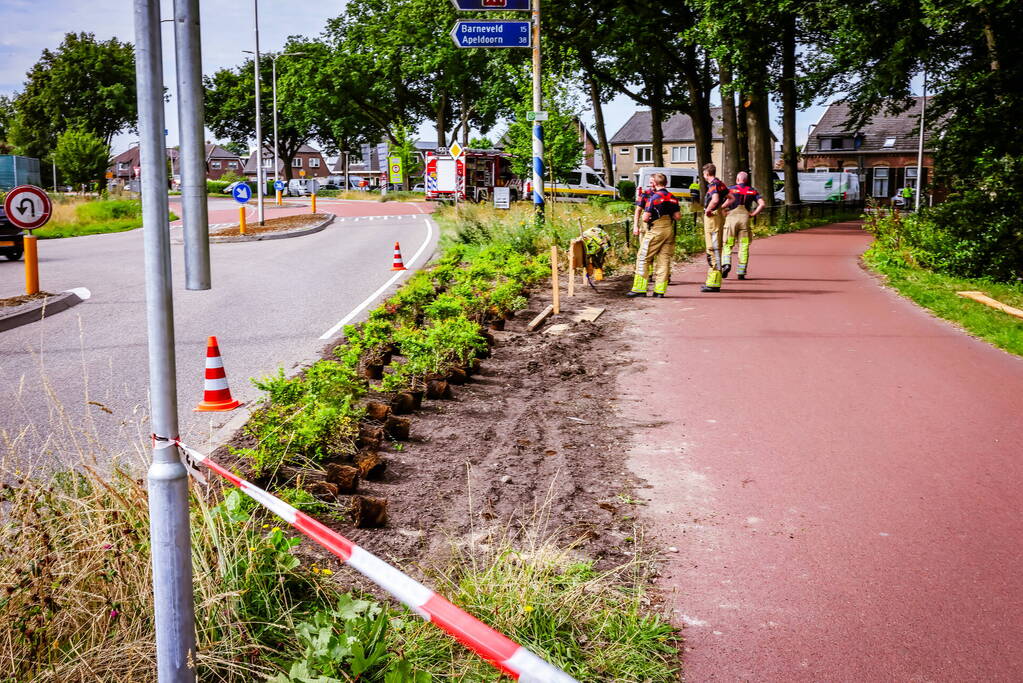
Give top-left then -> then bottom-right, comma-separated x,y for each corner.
568,243 -> 575,298
956,291 -> 1023,320
527,304 -> 555,331
572,307 -> 605,323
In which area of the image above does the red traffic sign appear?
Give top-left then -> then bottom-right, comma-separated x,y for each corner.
4,185 -> 52,231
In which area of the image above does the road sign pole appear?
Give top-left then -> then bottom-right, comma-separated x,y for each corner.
23,235 -> 38,295
253,0 -> 265,225
173,0 -> 211,291
133,1 -> 197,681
531,0 -> 544,225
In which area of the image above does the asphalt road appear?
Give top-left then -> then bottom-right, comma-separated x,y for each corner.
621,221 -> 1023,681
0,198 -> 437,469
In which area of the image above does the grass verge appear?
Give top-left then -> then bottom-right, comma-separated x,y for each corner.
863,244 -> 1023,357
33,199 -> 177,239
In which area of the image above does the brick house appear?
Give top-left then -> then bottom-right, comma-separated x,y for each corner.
204,144 -> 243,179
609,109 -> 725,183
108,144 -> 179,186
802,98 -> 934,201
244,144 -> 330,179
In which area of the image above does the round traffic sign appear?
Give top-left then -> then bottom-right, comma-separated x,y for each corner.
4,185 -> 52,231
232,183 -> 252,204
299,169 -> 306,177
273,180 -> 285,191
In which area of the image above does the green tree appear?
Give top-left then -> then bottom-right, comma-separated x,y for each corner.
502,77 -> 583,185
53,127 -> 110,188
0,96 -> 14,154
8,33 -> 135,159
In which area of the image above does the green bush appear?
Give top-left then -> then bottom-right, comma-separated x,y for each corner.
207,179 -> 233,195
617,180 -> 636,202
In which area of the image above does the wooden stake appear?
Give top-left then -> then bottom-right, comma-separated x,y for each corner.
568,243 -> 575,298
550,245 -> 560,314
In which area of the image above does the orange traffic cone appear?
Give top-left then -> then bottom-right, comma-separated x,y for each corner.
194,336 -> 241,412
391,242 -> 407,271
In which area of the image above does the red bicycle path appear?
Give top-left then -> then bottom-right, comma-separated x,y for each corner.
618,220 -> 1023,681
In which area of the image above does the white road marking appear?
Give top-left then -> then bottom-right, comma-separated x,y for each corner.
318,217 -> 435,340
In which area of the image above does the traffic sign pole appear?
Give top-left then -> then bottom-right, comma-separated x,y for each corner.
172,0 -> 211,291
253,0 -> 265,226
4,186 -> 53,295
23,236 -> 38,295
133,1 -> 197,681
531,0 -> 544,225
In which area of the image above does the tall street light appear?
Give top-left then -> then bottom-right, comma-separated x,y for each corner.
272,51 -> 305,186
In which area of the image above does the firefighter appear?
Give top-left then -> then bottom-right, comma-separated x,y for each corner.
701,163 -> 730,292
632,177 -> 657,238
627,173 -> 682,298
721,171 -> 766,280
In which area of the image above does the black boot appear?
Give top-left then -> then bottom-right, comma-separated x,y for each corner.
721,263 -> 731,278
700,285 -> 720,293
626,290 -> 647,298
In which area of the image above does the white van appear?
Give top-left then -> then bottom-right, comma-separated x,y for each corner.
774,172 -> 860,202
549,165 -> 617,201
634,167 -> 699,202
286,178 -> 320,197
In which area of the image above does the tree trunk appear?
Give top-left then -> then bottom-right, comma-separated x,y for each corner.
588,75 -> 615,185
435,94 -> 447,148
736,92 -> 750,174
650,101 -> 664,167
979,5 -> 1000,71
745,88 -> 775,208
781,15 -> 801,205
719,62 -> 740,184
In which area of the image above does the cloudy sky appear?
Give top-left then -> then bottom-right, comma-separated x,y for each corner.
0,0 -> 837,159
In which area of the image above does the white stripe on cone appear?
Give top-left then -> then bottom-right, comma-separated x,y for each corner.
204,377 -> 229,391
206,356 -> 224,369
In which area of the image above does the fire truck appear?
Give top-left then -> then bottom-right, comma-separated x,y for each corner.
424,148 -> 522,203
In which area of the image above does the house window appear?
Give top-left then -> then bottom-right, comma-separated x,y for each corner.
227,161 -> 238,169
905,166 -> 919,189
670,146 -> 696,163
292,158 -> 303,168
872,166 -> 889,197
210,161 -> 222,170
619,147 -> 630,155
263,157 -> 273,169
814,166 -> 831,173
883,137 -> 896,148
635,146 -> 653,163
117,162 -> 129,171
309,158 -> 320,168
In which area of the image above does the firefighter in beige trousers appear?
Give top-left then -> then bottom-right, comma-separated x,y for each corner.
701,163 -> 730,292
722,171 -> 766,279
628,173 -> 683,298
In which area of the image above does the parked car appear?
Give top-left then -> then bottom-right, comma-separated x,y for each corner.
412,183 -> 425,193
0,208 -> 25,261
634,166 -> 697,202
223,180 -> 253,195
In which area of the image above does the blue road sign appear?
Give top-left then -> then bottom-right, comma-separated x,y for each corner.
450,20 -> 531,48
232,183 -> 252,204
450,0 -> 530,10
273,180 -> 285,191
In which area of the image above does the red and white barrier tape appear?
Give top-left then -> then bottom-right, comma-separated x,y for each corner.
167,439 -> 578,683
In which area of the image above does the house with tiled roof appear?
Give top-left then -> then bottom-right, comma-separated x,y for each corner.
204,144 -> 243,179
107,144 -> 179,187
802,98 -> 934,199
609,109 -> 725,182
244,144 -> 329,180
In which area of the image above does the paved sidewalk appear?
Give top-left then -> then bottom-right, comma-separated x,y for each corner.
618,221 -> 1023,681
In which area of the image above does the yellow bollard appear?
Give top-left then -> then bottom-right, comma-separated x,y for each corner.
276,189 -> 282,206
23,235 -> 39,295
239,206 -> 247,235
311,193 -> 317,214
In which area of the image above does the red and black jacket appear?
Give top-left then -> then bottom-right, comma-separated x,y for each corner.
704,177 -> 730,208
646,188 -> 681,221
726,183 -> 761,211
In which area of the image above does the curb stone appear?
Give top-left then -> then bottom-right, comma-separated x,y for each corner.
171,213 -> 335,245
0,287 -> 91,333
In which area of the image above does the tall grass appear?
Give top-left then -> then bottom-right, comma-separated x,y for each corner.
33,199 -> 177,239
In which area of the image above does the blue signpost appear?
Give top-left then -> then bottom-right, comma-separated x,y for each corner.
450,0 -> 530,9
232,182 -> 252,204
450,21 -> 531,48
273,180 -> 285,192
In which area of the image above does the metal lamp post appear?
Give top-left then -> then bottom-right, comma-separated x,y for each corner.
271,51 -> 305,187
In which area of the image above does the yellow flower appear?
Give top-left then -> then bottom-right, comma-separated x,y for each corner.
321,569 -> 333,576
271,527 -> 281,533
523,605 -> 534,613
262,524 -> 269,529
312,568 -> 320,574
249,547 -> 256,551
